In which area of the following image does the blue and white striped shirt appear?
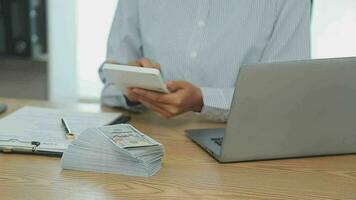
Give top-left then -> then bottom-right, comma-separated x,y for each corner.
99,0 -> 311,121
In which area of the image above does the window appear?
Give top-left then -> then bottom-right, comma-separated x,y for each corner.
77,0 -> 118,101
312,0 -> 356,58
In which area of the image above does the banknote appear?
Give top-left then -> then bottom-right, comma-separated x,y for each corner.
100,124 -> 158,148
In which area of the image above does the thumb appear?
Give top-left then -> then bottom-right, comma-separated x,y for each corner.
166,81 -> 188,92
127,60 -> 141,67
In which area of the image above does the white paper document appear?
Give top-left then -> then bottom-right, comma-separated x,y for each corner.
0,106 -> 122,153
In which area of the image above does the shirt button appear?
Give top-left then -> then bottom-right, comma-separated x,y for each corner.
198,20 -> 205,28
190,51 -> 198,58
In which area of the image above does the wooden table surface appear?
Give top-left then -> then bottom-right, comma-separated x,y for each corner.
0,97 -> 356,200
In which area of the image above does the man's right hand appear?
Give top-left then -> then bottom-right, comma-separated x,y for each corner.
125,58 -> 160,103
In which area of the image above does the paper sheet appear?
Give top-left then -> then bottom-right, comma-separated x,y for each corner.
0,106 -> 121,150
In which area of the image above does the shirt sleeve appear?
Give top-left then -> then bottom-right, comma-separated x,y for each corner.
99,0 -> 146,112
199,0 -> 311,122
199,87 -> 235,122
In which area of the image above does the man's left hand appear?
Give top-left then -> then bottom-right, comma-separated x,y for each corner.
128,81 -> 203,118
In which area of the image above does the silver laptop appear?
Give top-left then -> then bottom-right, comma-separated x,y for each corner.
186,57 -> 356,163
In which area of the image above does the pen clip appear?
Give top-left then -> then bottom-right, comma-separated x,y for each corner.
31,141 -> 41,152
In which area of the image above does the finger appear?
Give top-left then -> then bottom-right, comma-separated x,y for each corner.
152,63 -> 161,70
127,60 -> 142,67
133,90 -> 166,106
134,93 -> 181,116
140,58 -> 160,69
132,88 -> 174,104
127,87 -> 135,94
127,88 -> 143,102
133,88 -> 185,109
140,58 -> 155,67
126,92 -> 139,102
139,100 -> 172,118
166,81 -> 188,92
166,81 -> 179,92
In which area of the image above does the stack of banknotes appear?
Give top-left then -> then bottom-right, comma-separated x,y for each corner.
61,124 -> 164,177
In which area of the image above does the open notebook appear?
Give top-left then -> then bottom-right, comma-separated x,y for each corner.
0,106 -> 123,156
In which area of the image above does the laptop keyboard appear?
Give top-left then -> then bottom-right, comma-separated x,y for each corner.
211,137 -> 223,146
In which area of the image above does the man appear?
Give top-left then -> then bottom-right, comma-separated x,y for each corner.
99,0 -> 311,122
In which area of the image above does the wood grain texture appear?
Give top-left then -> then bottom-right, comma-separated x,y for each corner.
0,97 -> 356,200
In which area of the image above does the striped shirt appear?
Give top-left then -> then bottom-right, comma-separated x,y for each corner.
99,0 -> 311,122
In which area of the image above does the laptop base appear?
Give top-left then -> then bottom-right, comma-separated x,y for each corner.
186,128 -> 225,160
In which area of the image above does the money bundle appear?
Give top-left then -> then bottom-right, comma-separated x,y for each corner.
61,124 -> 164,177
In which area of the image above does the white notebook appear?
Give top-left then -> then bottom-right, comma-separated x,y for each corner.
0,106 -> 122,156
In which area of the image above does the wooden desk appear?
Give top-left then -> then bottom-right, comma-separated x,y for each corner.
0,97 -> 356,200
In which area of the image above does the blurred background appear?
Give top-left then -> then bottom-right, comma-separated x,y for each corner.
0,0 -> 355,104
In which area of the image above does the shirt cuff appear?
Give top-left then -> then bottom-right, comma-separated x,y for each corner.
198,87 -> 231,122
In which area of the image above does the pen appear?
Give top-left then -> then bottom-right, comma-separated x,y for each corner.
61,118 -> 75,139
